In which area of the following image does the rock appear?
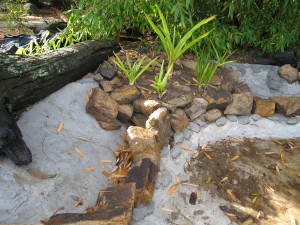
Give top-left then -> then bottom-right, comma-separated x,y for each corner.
117,104 -> 134,123
270,96 -> 300,116
130,113 -> 148,127
171,145 -> 182,158
226,114 -> 238,122
187,122 -> 200,133
203,109 -> 222,123
253,97 -> 275,117
224,92 -> 253,116
160,145 -> 170,158
99,67 -> 118,80
167,95 -> 193,108
251,114 -> 262,121
93,73 -> 104,81
100,60 -> 114,69
267,69 -> 282,90
238,116 -> 251,125
286,117 -> 299,125
216,67 -> 240,83
194,118 -> 208,127
209,74 -> 222,86
100,80 -> 113,92
170,109 -> 189,132
216,117 -> 227,127
278,64 -> 298,83
24,3 -> 39,15
171,82 -> 192,92
160,170 -> 172,187
46,183 -> 135,225
110,85 -> 140,104
97,120 -> 122,130
185,98 -> 208,120
174,132 -> 184,144
268,113 -> 287,122
124,158 -> 159,206
184,129 -> 193,140
146,108 -> 171,149
202,86 -> 231,110
110,77 -> 123,88
233,82 -> 252,93
127,126 -> 160,166
181,59 -> 196,70
133,99 -> 162,116
86,87 -> 118,122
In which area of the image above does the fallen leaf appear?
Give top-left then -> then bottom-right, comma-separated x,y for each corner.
99,160 -> 113,163
226,189 -> 240,203
85,91 -> 90,102
180,145 -> 190,151
168,184 -> 178,195
229,168 -> 236,172
264,152 -> 277,155
107,174 -> 126,181
77,137 -> 96,143
160,207 -> 174,213
176,176 -> 180,184
188,172 -> 193,177
275,165 -> 280,174
185,158 -> 192,167
280,153 -> 285,164
230,155 -> 240,161
298,174 -> 300,177
182,182 -> 199,187
204,152 -> 212,160
102,166 -> 118,175
270,138 -> 283,145
252,196 -> 258,204
84,167 -> 96,171
57,121 -> 64,133
234,139 -> 243,142
221,177 -> 228,182
207,176 -> 211,183
74,199 -> 83,207
225,212 -> 237,217
73,145 -> 84,157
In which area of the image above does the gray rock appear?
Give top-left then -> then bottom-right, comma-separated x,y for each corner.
161,170 -> 172,187
187,122 -> 200,133
171,145 -> 182,158
174,132 -> 184,144
226,114 -> 238,122
238,116 -> 251,125
185,98 -> 208,120
251,114 -> 262,121
160,145 -> 170,158
267,69 -> 282,90
203,109 -> 222,123
216,117 -> 227,127
268,113 -> 287,122
286,117 -> 299,125
100,67 -> 118,80
194,118 -> 208,127
183,129 -> 193,140
133,202 -> 155,222
93,73 -> 104,81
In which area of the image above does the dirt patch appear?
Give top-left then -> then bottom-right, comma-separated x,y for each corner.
189,137 -> 300,224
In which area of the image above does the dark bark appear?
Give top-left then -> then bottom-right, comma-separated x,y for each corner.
0,39 -> 119,165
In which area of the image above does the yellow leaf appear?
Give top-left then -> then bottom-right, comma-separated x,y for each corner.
180,145 -> 190,151
204,152 -> 212,160
182,182 -> 199,187
185,158 -> 191,167
275,165 -> 280,174
229,168 -> 236,172
252,196 -> 258,204
230,155 -> 240,161
73,145 -> 84,157
270,138 -> 283,145
85,91 -> 90,102
226,189 -> 240,203
221,176 -> 228,182
83,167 -> 96,171
99,160 -> 113,163
207,176 -> 211,183
280,153 -> 285,164
57,121 -> 64,133
160,207 -> 174,213
175,176 -> 180,184
168,184 -> 178,195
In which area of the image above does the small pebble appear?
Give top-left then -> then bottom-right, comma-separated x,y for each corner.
174,132 -> 184,143
251,114 -> 262,121
268,113 -> 287,122
194,118 -> 208,127
161,170 -> 172,187
238,116 -> 250,125
171,145 -> 182,158
187,122 -> 200,133
184,129 -> 193,140
286,117 -> 299,125
216,117 -> 227,127
226,114 -> 238,122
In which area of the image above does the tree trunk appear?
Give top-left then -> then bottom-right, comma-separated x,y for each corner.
0,38 -> 119,165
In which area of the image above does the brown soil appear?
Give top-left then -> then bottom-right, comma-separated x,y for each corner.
188,137 -> 300,224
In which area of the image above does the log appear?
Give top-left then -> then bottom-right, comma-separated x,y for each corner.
0,39 -> 119,165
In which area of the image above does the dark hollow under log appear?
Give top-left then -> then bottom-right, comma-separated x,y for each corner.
0,39 -> 119,165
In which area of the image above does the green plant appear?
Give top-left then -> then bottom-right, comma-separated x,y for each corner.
150,60 -> 169,98
112,52 -> 158,85
145,5 -> 216,74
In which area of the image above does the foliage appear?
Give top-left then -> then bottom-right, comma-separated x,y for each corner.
112,53 -> 158,85
150,60 -> 169,98
145,5 -> 215,74
0,0 -> 27,28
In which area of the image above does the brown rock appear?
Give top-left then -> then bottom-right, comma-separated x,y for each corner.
93,73 -> 104,82
127,126 -> 160,166
181,59 -> 196,70
130,113 -> 148,128
202,86 -> 231,110
278,64 -> 298,83
185,98 -> 208,120
253,97 -> 275,117
224,92 -> 253,115
209,74 -> 222,86
171,81 -> 192,92
233,82 -> 251,93
110,77 -> 123,88
110,85 -> 140,104
170,109 -> 189,132
146,107 -> 171,149
117,104 -> 134,123
98,120 -> 122,130
124,158 -> 158,206
216,67 -> 240,83
86,87 -> 118,122
100,80 -> 113,93
270,96 -> 300,116
203,109 -> 222,122
167,95 -> 193,108
46,182 -> 135,225
133,99 -> 162,116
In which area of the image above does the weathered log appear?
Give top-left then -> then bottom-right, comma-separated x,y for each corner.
0,39 -> 119,165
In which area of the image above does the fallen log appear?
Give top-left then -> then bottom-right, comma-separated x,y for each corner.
0,39 -> 119,165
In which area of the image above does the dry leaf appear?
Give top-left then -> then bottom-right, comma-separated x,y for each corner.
234,139 -> 243,142
176,176 -> 180,184
77,137 -> 96,143
252,196 -> 258,204
73,145 -> 84,157
207,176 -> 212,183
275,165 -> 280,174
180,145 -> 190,151
280,153 -> 284,164
168,184 -> 178,195
230,155 -> 240,161
270,138 -> 283,145
204,152 -> 212,160
57,121 -> 64,133
221,177 -> 228,182
264,152 -> 277,155
74,199 -> 83,207
297,174 -> 300,177
182,182 -> 199,187
84,167 -> 96,171
188,172 -> 193,177
185,158 -> 192,167
160,207 -> 174,213
229,168 -> 236,172
99,160 -> 113,163
85,91 -> 90,102
226,189 -> 240,203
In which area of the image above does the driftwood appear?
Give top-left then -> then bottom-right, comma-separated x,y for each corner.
0,39 -> 119,165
